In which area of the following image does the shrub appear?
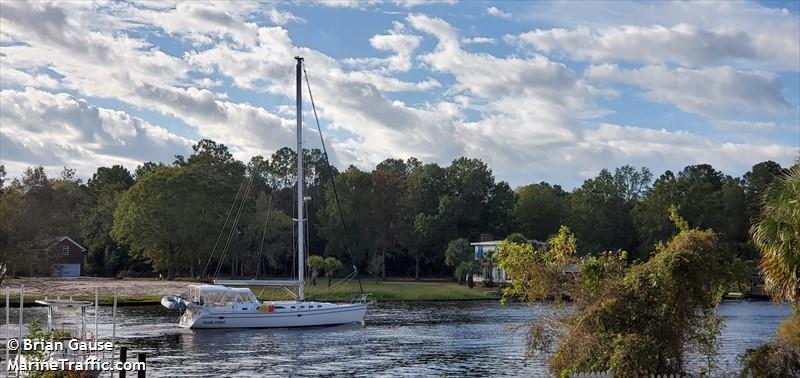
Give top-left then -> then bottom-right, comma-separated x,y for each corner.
738,341 -> 800,377
498,215 -> 735,376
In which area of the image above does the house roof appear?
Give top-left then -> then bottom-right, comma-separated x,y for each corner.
50,236 -> 87,251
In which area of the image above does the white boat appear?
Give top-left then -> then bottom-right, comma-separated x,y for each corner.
163,57 -> 369,329
175,285 -> 368,329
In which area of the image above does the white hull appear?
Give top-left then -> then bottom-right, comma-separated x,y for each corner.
180,302 -> 367,329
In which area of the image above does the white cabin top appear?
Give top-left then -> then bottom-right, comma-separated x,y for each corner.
187,284 -> 258,303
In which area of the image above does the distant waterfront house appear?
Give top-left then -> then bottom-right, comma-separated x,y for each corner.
39,236 -> 87,277
470,239 -> 547,284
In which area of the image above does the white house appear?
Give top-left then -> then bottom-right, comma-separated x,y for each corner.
470,239 -> 547,284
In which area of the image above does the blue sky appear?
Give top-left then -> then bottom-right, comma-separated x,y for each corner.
1,1 -> 798,188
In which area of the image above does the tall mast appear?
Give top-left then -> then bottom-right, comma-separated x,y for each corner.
295,56 -> 305,301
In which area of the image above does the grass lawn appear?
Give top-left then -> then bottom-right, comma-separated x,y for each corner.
252,280 -> 501,302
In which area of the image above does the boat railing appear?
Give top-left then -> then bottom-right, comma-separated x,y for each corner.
351,293 -> 374,304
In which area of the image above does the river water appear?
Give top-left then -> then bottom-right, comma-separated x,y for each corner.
2,300 -> 792,377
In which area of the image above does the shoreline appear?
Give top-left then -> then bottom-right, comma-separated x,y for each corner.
1,277 -> 502,306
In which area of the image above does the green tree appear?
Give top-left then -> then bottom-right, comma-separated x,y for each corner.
439,158 -> 514,242
320,165 -> 373,269
113,140 -> 244,278
80,165 -> 135,276
370,159 -> 411,280
634,164 -> 749,260
743,160 -> 786,220
307,255 -> 324,286
406,162 -> 447,278
0,166 -> 87,276
739,165 -> 800,374
243,192 -> 293,278
513,182 -> 567,241
738,341 -> 800,377
134,161 -> 165,180
444,238 -> 474,284
750,165 -> 799,306
0,181 -> 25,275
323,256 -> 344,287
505,232 -> 527,244
566,168 -> 638,256
499,213 -> 734,376
498,226 -> 577,304
113,167 -> 209,277
614,165 -> 653,201
634,170 -> 681,256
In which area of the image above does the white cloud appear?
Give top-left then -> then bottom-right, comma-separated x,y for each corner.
0,67 -> 61,89
407,14 -> 600,108
0,2 -> 299,161
486,6 -> 511,19
712,120 -> 779,133
0,1 -> 795,188
509,23 -> 799,70
576,123 -> 798,181
462,36 -> 495,45
126,1 -> 261,46
310,0 -> 457,8
586,64 -> 790,117
0,2 -> 186,96
395,0 -> 458,8
344,24 -> 422,72
267,8 -> 305,25
0,87 -> 192,177
183,15 -> 468,167
517,1 -> 800,70
310,0 -> 382,8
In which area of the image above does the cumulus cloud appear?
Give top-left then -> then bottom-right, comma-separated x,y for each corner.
486,6 -> 511,19
0,67 -> 61,89
508,23 -> 799,70
178,14 -> 467,167
344,23 -> 422,72
462,36 -> 495,45
585,64 -> 790,117
0,87 -> 192,176
0,2 -> 298,161
515,1 -> 800,70
407,14 -> 601,110
310,0 -> 456,8
712,120 -> 779,133
0,1 -> 795,188
126,1 -> 262,46
576,123 -> 798,180
267,8 -> 305,25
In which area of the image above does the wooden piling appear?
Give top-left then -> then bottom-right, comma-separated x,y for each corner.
119,346 -> 127,378
137,352 -> 146,378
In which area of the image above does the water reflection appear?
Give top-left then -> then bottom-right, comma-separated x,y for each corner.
1,300 -> 791,376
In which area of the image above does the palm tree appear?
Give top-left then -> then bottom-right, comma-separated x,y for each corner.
323,256 -> 343,287
307,255 -> 325,286
750,165 -> 800,305
445,238 -> 473,284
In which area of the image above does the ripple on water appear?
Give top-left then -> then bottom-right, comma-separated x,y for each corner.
1,300 -> 790,376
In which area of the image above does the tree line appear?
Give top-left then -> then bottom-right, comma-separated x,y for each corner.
0,138 -> 795,281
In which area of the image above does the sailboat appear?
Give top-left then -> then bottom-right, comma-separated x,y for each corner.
161,57 -> 369,329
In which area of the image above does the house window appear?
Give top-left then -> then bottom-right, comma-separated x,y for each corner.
62,245 -> 69,256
